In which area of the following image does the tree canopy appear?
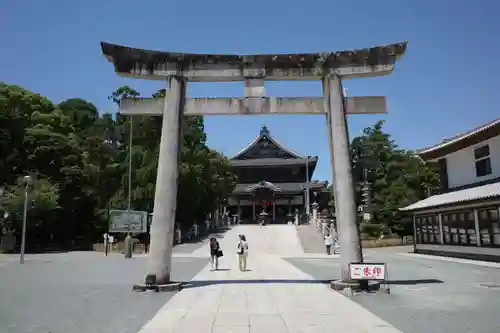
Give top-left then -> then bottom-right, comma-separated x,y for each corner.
350,120 -> 439,237
0,83 -> 236,251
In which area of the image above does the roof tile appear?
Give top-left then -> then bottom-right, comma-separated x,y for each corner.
400,182 -> 500,211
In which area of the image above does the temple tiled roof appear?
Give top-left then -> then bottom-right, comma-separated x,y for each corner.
230,125 -> 304,160
240,181 -> 284,193
229,157 -> 317,167
233,181 -> 327,194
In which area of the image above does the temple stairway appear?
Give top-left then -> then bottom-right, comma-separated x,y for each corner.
191,224 -> 305,257
295,223 -> 328,254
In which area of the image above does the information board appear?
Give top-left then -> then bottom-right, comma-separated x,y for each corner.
109,210 -> 148,233
349,263 -> 386,281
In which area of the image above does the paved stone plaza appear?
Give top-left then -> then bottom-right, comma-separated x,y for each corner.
286,246 -> 500,333
2,226 -> 500,333
0,250 -> 208,333
137,225 -> 402,333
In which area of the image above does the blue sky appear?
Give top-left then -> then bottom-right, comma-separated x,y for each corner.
2,0 -> 499,182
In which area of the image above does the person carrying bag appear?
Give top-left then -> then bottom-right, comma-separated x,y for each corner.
237,234 -> 249,271
209,237 -> 223,271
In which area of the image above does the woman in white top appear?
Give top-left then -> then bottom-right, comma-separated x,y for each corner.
237,234 -> 249,271
324,232 -> 333,255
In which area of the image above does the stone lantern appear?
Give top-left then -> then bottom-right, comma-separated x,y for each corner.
311,201 -> 319,228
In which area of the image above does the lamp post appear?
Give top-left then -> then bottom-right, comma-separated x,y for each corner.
20,175 -> 32,264
124,117 -> 134,259
312,191 -> 319,228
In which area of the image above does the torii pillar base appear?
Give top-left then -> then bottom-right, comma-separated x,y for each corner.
330,279 -> 380,293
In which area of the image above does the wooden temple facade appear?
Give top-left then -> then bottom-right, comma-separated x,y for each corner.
227,126 -> 329,223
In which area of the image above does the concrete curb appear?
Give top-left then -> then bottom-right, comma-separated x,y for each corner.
397,252 -> 500,268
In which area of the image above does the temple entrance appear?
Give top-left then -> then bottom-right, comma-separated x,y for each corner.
100,41 -> 407,285
226,125 -> 330,224
231,179 -> 317,224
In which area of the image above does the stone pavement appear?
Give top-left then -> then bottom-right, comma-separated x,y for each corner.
287,246 -> 500,333
0,252 -> 208,333
138,225 -> 402,333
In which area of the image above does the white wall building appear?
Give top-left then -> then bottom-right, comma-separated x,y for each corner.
401,117 -> 500,262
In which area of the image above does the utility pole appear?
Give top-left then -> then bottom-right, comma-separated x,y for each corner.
20,175 -> 32,264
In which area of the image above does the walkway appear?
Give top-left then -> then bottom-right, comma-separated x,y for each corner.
138,225 -> 402,333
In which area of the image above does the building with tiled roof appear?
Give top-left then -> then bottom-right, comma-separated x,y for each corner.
227,126 -> 328,223
400,117 -> 500,261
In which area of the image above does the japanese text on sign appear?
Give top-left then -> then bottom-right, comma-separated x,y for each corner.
109,210 -> 148,233
349,263 -> 386,280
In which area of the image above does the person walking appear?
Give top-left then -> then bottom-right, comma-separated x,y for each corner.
324,232 -> 333,255
237,234 -> 249,271
209,237 -> 222,271
333,234 -> 340,255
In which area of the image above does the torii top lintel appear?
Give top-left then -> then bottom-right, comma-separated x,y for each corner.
100,41 -> 407,82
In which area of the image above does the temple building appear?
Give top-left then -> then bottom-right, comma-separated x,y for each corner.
227,125 -> 329,223
401,117 -> 500,262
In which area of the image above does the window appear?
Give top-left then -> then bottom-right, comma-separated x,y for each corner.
442,211 -> 476,246
442,214 -> 451,244
478,207 -> 500,248
415,217 -> 422,244
415,214 -> 440,244
422,217 -> 429,243
474,145 -> 492,177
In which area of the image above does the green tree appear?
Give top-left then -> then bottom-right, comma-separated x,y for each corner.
107,86 -> 237,232
0,83 -> 123,250
350,120 -> 439,236
0,178 -> 59,233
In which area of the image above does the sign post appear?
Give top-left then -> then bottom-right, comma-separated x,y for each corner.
103,233 -> 109,256
108,235 -> 115,253
109,210 -> 148,233
348,262 -> 391,295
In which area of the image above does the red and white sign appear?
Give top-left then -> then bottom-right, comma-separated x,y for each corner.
349,263 -> 386,280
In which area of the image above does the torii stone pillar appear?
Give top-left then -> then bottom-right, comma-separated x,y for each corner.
100,41 -> 407,289
148,76 -> 185,284
324,75 -> 362,281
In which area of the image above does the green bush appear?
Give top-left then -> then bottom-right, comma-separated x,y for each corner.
360,223 -> 385,238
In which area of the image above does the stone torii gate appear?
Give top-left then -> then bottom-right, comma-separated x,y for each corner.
100,41 -> 407,288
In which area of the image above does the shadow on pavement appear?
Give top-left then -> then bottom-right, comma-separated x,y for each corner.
181,279 -> 331,289
387,279 -> 443,285
181,278 -> 443,289
181,227 -> 231,244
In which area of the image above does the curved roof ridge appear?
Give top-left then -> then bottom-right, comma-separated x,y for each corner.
230,125 -> 304,160
418,117 -> 500,155
230,135 -> 261,159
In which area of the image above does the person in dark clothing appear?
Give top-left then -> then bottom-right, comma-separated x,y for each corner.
209,237 -> 222,271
